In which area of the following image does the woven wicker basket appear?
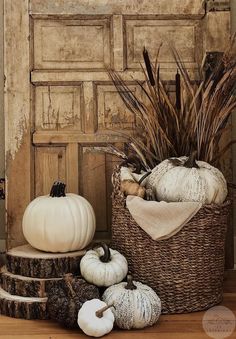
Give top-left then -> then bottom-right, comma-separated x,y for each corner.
111,167 -> 231,314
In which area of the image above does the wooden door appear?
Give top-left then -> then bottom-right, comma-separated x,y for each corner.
5,1 -> 232,262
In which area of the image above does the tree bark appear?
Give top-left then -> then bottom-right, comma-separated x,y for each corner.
1,267 -> 61,297
0,287 -> 48,320
6,245 -> 85,278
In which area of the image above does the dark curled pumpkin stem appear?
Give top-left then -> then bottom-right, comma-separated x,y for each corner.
125,274 -> 137,290
64,273 -> 76,298
184,151 -> 199,169
138,171 -> 152,185
50,181 -> 66,197
95,304 -> 113,318
93,243 -> 111,263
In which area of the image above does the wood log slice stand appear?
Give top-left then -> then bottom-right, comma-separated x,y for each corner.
0,266 -> 61,298
0,244 -> 85,319
0,287 -> 48,320
6,244 -> 85,278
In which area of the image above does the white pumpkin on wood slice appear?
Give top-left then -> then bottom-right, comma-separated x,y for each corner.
147,152 -> 228,204
80,243 -> 128,287
22,181 -> 96,253
77,299 -> 114,337
102,275 -> 161,329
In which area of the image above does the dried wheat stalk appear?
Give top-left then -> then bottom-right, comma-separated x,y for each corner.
109,36 -> 236,169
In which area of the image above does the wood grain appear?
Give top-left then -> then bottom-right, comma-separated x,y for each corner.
0,287 -> 48,320
80,147 -> 108,236
4,0 -> 32,249
66,143 -> 79,194
33,131 -> 129,144
35,147 -> 66,196
6,245 -> 85,278
83,81 -> 96,133
113,15 -> 125,71
34,19 -> 111,70
29,0 -> 205,16
31,70 -> 198,83
0,267 -> 61,298
35,85 -> 82,131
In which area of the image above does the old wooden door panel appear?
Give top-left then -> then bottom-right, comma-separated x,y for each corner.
5,0 -> 232,263
35,144 -> 79,195
34,18 -> 111,70
95,82 -> 141,132
35,85 -> 83,131
125,18 -> 203,70
35,147 -> 67,196
80,147 -> 117,239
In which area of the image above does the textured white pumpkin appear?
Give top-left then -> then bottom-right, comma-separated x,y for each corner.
77,299 -> 114,337
22,181 -> 96,253
147,153 -> 228,204
80,243 -> 128,287
102,275 -> 161,329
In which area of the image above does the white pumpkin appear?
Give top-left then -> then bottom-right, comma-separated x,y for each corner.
80,243 -> 128,287
77,299 -> 114,337
102,275 -> 161,329
147,153 -> 228,204
22,181 -> 96,253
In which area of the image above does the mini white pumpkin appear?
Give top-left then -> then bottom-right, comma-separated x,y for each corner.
147,152 -> 228,204
77,299 -> 114,337
80,243 -> 128,287
102,275 -> 161,329
22,181 -> 96,253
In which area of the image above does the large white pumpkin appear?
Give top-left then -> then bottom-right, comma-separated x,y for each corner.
147,153 -> 228,204
22,181 -> 96,253
102,275 -> 161,329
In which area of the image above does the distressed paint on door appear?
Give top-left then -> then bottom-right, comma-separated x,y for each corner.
4,0 -> 32,248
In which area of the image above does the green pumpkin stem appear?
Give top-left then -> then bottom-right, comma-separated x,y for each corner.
93,243 -> 111,263
125,274 -> 137,290
64,273 -> 76,298
184,151 -> 199,169
95,304 -> 113,318
50,181 -> 66,197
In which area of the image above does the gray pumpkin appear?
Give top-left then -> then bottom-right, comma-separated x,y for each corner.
102,275 -> 161,329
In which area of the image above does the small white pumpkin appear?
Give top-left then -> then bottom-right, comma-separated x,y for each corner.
22,181 -> 96,253
147,152 -> 228,204
102,275 -> 161,329
80,243 -> 128,287
77,299 -> 114,337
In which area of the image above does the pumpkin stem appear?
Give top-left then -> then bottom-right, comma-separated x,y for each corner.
125,274 -> 137,290
168,158 -> 183,167
95,304 -> 113,318
64,273 -> 76,298
93,243 -> 111,263
50,181 -> 66,197
184,151 -> 199,169
138,171 -> 152,185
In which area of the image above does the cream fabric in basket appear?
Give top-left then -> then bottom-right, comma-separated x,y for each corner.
126,196 -> 202,240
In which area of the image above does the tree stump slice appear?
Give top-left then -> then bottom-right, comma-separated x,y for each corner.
6,245 -> 86,278
0,287 -> 48,320
0,267 -> 62,298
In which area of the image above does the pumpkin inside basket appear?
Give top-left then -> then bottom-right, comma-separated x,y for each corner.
111,166 -> 231,314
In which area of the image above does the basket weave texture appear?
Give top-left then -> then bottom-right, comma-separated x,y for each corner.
111,167 -> 231,314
